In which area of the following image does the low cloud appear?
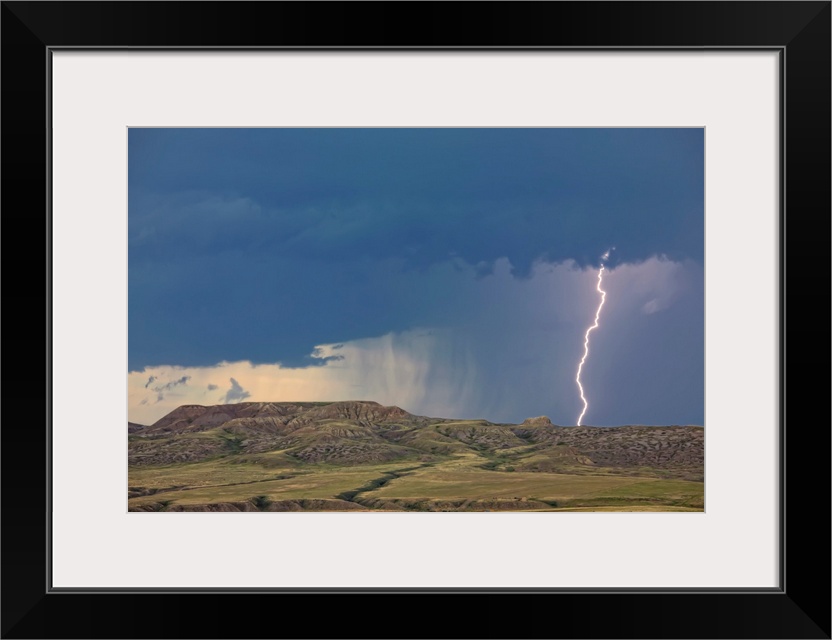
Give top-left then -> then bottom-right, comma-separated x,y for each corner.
222,377 -> 251,404
153,375 -> 190,392
148,375 -> 191,403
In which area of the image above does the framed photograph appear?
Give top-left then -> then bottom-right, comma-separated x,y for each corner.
124,124 -> 707,518
3,2 -> 829,638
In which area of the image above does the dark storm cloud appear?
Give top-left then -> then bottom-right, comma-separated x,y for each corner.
128,128 -> 704,425
585,260 -> 704,425
129,128 -> 702,268
388,256 -> 704,426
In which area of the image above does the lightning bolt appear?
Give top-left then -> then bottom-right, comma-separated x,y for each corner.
575,255 -> 609,426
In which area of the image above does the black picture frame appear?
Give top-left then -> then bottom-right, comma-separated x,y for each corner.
2,2 -> 829,638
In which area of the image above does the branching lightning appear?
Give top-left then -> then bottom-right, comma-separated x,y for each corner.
575,250 -> 611,426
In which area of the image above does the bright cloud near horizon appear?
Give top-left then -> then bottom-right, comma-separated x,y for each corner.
129,128 -> 704,427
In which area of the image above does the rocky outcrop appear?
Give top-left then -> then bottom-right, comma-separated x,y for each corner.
521,416 -> 554,427
287,401 -> 411,427
144,400 -> 413,435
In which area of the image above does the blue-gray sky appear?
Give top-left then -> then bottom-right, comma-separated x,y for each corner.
128,128 -> 704,426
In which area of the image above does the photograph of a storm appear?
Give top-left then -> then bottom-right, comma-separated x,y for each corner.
128,128 -> 703,429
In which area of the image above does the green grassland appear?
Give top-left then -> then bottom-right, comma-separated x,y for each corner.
129,457 -> 703,511
128,402 -> 704,512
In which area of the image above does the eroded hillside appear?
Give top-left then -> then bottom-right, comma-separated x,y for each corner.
128,401 -> 704,512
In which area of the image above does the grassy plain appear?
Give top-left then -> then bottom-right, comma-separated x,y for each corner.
129,455 -> 703,511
